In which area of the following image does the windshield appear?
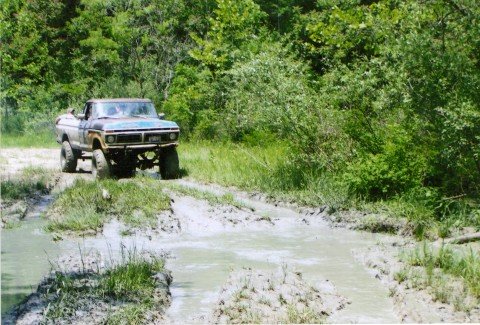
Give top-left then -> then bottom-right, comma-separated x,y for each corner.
93,102 -> 157,119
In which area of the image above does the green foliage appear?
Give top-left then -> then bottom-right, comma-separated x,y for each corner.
190,0 -> 266,70
3,0 -> 480,235
162,64 -> 217,137
221,43 -> 314,140
343,127 -> 427,199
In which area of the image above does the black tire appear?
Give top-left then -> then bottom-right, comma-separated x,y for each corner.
60,141 -> 77,173
159,146 -> 179,179
92,149 -> 111,179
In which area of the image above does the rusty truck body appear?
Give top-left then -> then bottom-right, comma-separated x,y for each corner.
55,98 -> 180,179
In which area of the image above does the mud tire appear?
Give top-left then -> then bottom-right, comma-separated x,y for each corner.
60,141 -> 77,173
92,149 -> 111,179
159,146 -> 179,180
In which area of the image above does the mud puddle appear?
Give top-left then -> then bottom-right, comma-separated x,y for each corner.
1,183 -> 400,323
69,189 -> 400,323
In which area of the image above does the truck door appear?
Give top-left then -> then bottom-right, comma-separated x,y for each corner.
79,103 -> 92,150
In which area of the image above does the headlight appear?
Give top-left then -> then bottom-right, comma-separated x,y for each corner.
106,135 -> 116,143
169,133 -> 177,140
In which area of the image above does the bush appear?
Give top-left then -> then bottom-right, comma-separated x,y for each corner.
1,110 -> 25,134
344,127 -> 427,199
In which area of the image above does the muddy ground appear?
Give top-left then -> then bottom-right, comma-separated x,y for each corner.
1,148 -> 479,323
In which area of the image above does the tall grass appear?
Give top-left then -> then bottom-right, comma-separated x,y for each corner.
99,248 -> 165,302
178,141 -> 349,208
178,141 -> 479,238
1,131 -> 57,148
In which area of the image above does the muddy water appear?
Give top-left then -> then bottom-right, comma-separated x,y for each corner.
1,181 -> 400,323
1,216 -> 75,316
79,194 -> 399,323
164,228 -> 398,323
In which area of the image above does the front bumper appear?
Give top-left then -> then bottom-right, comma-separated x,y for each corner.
106,142 -> 178,150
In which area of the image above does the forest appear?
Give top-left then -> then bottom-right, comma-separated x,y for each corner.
1,0 -> 480,236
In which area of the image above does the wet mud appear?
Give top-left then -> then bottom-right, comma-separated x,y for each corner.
209,267 -> 347,324
1,148 -> 479,323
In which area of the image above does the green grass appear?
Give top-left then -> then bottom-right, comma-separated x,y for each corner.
395,243 -> 480,311
178,141 -> 349,208
43,248 -> 168,323
1,167 -> 58,201
178,141 -> 480,239
45,177 -> 170,233
358,194 -> 480,239
1,131 -> 57,148
164,183 -> 247,209
406,244 -> 480,298
99,251 -> 165,302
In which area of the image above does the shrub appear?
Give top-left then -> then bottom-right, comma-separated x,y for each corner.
343,127 -> 427,199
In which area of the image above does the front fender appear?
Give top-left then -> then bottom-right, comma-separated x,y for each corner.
87,130 -> 107,151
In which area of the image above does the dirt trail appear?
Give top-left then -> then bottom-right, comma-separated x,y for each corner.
1,148 -> 478,323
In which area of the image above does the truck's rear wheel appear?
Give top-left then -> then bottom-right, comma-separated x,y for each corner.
60,141 -> 77,173
92,149 -> 111,179
159,146 -> 179,179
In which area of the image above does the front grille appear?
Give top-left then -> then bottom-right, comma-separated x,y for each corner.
116,134 -> 142,143
145,133 -> 172,142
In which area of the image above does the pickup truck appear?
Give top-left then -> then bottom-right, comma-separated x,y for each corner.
55,98 -> 180,179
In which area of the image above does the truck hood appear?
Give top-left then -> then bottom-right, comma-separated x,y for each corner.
92,118 -> 179,131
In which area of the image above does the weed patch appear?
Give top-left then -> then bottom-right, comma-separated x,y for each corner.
45,177 -> 170,233
1,167 -> 57,202
405,244 -> 480,298
398,243 -> 480,311
35,249 -> 170,323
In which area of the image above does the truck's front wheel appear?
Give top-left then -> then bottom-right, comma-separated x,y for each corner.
159,146 -> 179,179
60,141 -> 77,173
92,149 -> 111,179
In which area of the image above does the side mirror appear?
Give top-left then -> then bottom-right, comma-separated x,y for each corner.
158,113 -> 165,120
76,113 -> 85,120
